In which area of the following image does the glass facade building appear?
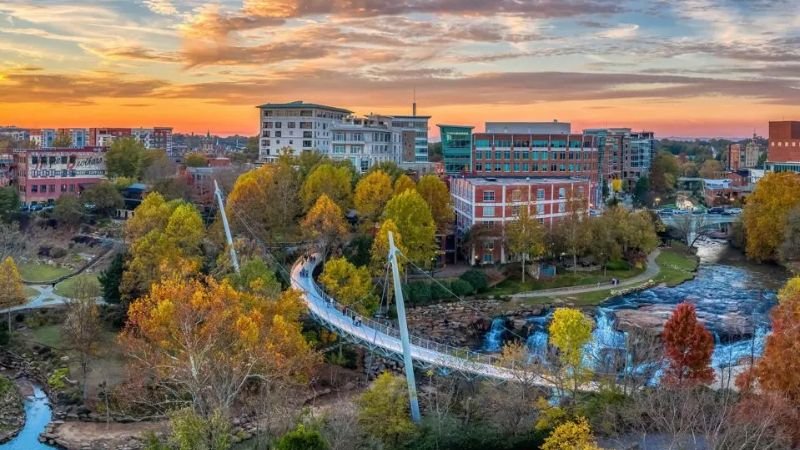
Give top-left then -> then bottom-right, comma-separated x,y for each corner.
438,125 -> 474,174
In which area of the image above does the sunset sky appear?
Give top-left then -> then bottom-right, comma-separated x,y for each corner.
1,0 -> 799,138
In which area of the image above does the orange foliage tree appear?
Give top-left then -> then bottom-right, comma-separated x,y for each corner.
662,302 -> 715,386
755,277 -> 800,403
301,194 -> 348,258
120,275 -> 316,416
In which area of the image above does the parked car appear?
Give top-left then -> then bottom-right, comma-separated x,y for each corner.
708,207 -> 724,214
659,208 -> 674,216
29,203 -> 43,212
727,208 -> 743,215
673,209 -> 689,215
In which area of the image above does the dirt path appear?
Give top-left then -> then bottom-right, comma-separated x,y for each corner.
42,420 -> 167,450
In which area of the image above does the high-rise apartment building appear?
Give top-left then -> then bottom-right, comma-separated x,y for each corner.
257,101 -> 352,162
390,115 -> 431,162
727,143 -> 742,171
583,128 -> 655,195
766,121 -> 800,173
330,115 -> 403,173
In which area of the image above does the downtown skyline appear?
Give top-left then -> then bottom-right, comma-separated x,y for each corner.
1,0 -> 799,138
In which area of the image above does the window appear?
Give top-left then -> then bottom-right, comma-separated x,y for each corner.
303,140 -> 312,147
351,145 -> 363,154
60,184 -> 67,192
48,184 -> 55,192
558,203 -> 565,213
263,122 -> 272,128
511,189 -> 521,201
31,185 -> 38,193
274,122 -> 282,128
511,205 -> 521,217
558,187 -> 566,199
482,242 -> 494,263
333,145 -> 346,154
537,204 -> 545,215
287,122 -> 296,128
537,188 -> 545,200
275,131 -> 282,138
262,131 -> 270,137
475,163 -> 483,171
352,132 -> 363,141
483,191 -> 495,202
361,159 -> 369,172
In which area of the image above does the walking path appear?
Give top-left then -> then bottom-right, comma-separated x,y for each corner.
511,249 -> 661,299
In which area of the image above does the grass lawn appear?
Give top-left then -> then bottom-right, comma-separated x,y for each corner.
18,263 -> 72,283
488,263 -> 644,296
54,273 -> 100,298
28,324 -> 64,349
25,286 -> 39,298
652,248 -> 699,286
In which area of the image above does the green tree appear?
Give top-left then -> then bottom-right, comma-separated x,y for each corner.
504,208 -> 546,283
52,130 -> 73,147
698,159 -> 723,179
541,417 -> 601,450
53,194 -> 84,227
184,153 -> 207,168
301,164 -> 353,211
427,142 -> 443,162
558,195 -> 592,269
779,206 -> 800,263
167,408 -> 232,450
0,257 -> 25,331
367,161 -> 405,180
0,187 -> 20,222
370,219 -> 408,276
588,216 -> 621,275
62,276 -> 101,400
354,170 -> 393,230
393,174 -> 416,196
416,175 -> 453,233
106,136 -> 146,179
383,189 -> 436,266
320,257 -> 377,315
301,194 -> 349,258
98,252 -> 124,304
649,151 -> 679,198
82,181 -> 124,215
357,372 -> 416,447
274,424 -> 328,450
223,257 -> 280,298
632,176 -> 650,207
743,172 -> 800,261
549,308 -> 593,394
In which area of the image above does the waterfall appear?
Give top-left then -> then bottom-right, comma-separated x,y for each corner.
583,308 -> 626,368
526,330 -> 549,362
712,325 -> 768,369
482,318 -> 506,352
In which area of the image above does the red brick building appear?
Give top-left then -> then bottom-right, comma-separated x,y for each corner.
13,147 -> 107,205
766,121 -> 800,173
451,176 -> 591,265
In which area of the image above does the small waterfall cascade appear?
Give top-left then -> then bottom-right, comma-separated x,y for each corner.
482,317 -> 506,352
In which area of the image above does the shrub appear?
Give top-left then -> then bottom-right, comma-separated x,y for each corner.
274,424 -> 329,450
430,281 -> 450,301
605,260 -> 630,271
48,367 -> 70,390
406,282 -> 432,305
460,270 -> 488,293
49,247 -> 68,259
450,279 -> 475,297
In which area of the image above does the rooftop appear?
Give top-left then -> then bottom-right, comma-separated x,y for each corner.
391,115 -> 432,119
436,124 -> 475,129
256,101 -> 352,114
456,176 -> 590,186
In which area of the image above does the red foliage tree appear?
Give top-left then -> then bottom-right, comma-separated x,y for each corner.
755,283 -> 800,403
662,302 -> 715,385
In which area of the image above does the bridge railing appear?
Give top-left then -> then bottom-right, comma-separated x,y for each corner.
296,264 -> 503,370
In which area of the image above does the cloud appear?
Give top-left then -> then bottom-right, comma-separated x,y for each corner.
83,45 -> 180,63
598,23 -> 639,39
0,69 -> 166,104
142,0 -> 178,16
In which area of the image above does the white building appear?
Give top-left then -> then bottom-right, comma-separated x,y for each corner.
390,115 -> 431,162
257,101 -> 352,162
330,115 -> 403,173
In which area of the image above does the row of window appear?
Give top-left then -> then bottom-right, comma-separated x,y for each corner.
475,163 -> 592,173
772,141 -> 799,147
30,155 -> 79,165
482,187 -> 568,202
475,150 -> 594,161
482,203 -> 564,217
29,169 -> 104,178
474,139 -> 586,148
262,121 -> 316,129
29,183 -> 86,193
260,140 -> 314,148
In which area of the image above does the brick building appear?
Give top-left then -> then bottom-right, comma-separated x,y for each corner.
766,121 -> 800,173
13,147 -> 106,205
451,176 -> 591,265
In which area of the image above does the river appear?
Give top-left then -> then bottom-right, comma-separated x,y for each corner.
0,384 -> 55,450
482,240 -> 789,376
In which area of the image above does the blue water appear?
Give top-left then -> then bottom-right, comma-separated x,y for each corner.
0,385 -> 55,450
483,318 -> 506,352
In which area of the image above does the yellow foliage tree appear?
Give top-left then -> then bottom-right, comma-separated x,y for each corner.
357,372 -> 416,447
743,172 -> 800,261
301,163 -> 353,211
120,275 -> 315,416
320,257 -> 377,314
611,178 -> 623,193
542,417 -> 602,450
383,189 -> 436,266
370,219 -> 408,276
504,208 -> 546,283
301,194 -> 348,257
354,170 -> 393,230
393,174 -> 416,196
549,308 -> 593,394
0,257 -> 25,331
226,163 -> 300,240
416,175 -> 454,233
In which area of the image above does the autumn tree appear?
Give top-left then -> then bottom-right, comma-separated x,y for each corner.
184,152 -> 207,167
743,172 -> 800,261
301,164 -> 353,211
649,151 -> 680,198
755,277 -> 800,404
699,159 -> 723,179
106,137 -> 146,179
62,276 -> 101,400
354,170 -> 393,230
548,308 -> 593,395
370,219 -> 408,276
779,206 -> 800,262
393,174 -> 416,196
662,302 -> 714,386
274,423 -> 329,450
504,208 -> 546,282
357,372 -> 416,447
224,257 -> 280,298
120,275 -> 315,417
122,194 -> 205,302
320,257 -> 377,314
52,130 -> 73,147
383,189 -> 436,266
541,417 -> 601,450
0,257 -> 25,331
301,194 -> 348,258
588,215 -> 621,275
558,194 -> 592,269
226,163 -> 301,241
416,175 -> 454,233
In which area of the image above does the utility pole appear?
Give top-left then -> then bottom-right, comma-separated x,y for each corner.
214,179 -> 240,274
388,232 -> 421,423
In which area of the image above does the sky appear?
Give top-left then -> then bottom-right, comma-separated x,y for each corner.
0,0 -> 799,138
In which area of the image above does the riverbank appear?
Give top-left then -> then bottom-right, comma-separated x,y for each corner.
0,375 -> 24,444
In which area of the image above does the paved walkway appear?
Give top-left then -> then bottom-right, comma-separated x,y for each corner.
511,249 -> 661,299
